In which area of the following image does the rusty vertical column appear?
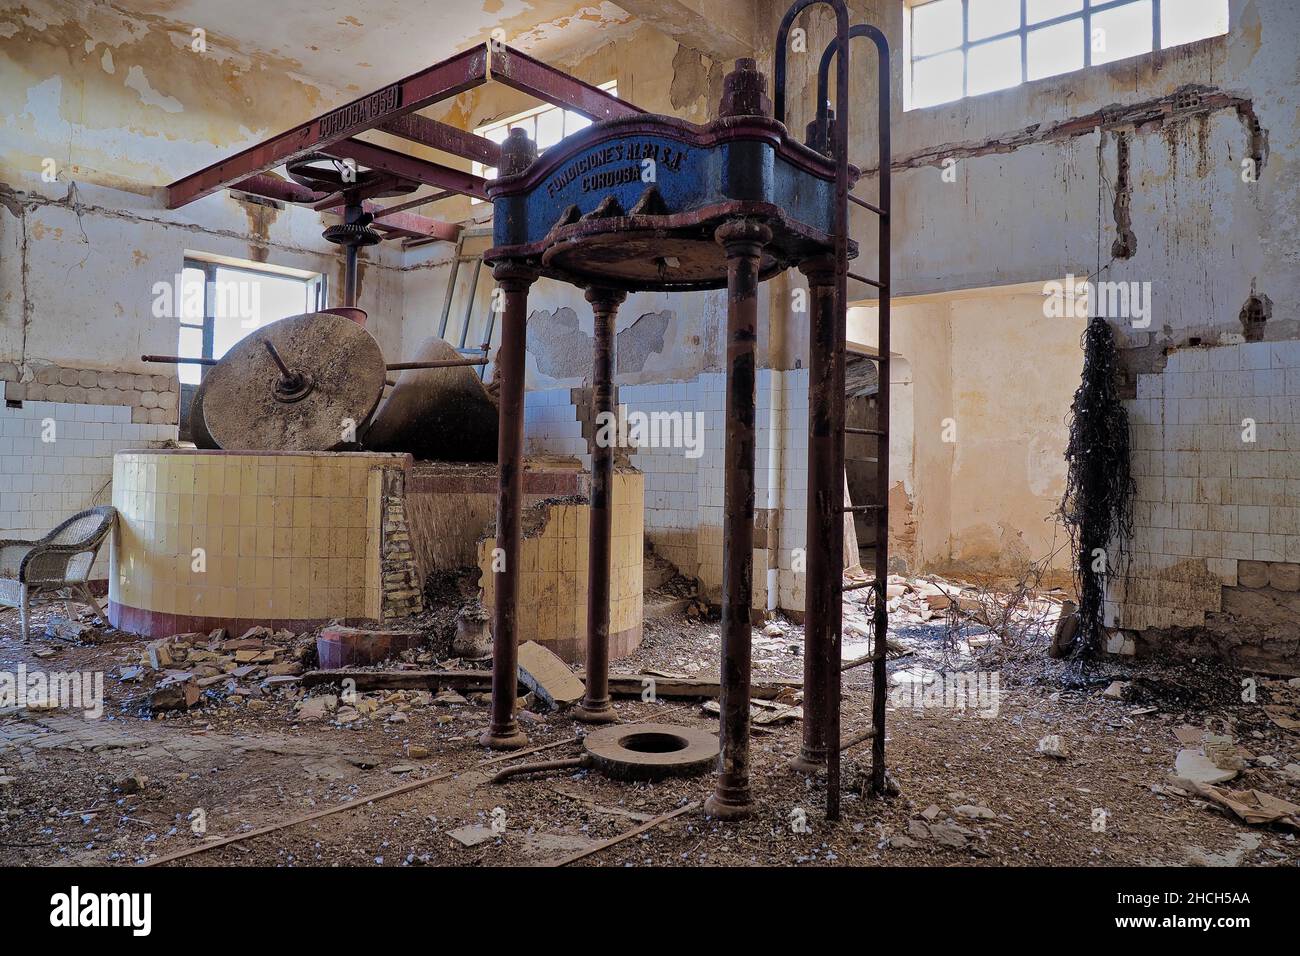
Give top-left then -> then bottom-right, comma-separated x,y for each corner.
576,286 -> 626,724
481,260 -> 537,750
705,218 -> 771,821
791,255 -> 838,774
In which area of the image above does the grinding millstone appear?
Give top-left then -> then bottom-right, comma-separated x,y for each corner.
201,311 -> 386,452
362,336 -> 498,462
187,373 -> 218,449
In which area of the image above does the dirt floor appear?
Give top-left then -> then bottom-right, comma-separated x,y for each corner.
2,587 -> 1299,868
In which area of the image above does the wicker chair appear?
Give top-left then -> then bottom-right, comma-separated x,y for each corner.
0,506 -> 117,641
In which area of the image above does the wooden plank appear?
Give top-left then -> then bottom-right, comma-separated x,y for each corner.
517,640 -> 585,707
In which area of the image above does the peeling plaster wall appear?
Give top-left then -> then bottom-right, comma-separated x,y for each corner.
849,286 -> 1081,580
766,0 -> 1299,660
0,1 -> 406,542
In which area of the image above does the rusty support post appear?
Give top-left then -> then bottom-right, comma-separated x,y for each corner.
869,27 -> 892,798
792,255 -> 838,774
343,245 -> 360,308
705,218 -> 771,821
575,286 -> 626,724
481,260 -> 537,750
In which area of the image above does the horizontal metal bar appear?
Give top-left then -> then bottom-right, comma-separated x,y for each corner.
844,426 -> 885,436
142,355 -> 217,366
166,45 -> 489,208
840,580 -> 877,593
849,194 -> 885,215
845,347 -> 888,363
228,174 -> 323,204
843,504 -> 884,513
848,271 -> 886,289
319,139 -> 489,200
376,190 -> 456,215
387,357 -> 488,371
488,46 -> 644,121
377,112 -> 501,167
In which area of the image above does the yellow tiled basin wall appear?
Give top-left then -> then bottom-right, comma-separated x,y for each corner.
109,449 -> 410,635
478,470 -> 644,663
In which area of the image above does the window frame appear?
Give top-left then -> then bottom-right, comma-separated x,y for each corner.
176,256 -> 326,440
471,80 -> 618,201
179,256 -> 326,380
906,0 -> 1226,110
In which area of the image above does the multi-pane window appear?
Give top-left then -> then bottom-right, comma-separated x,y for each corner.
907,0 -> 1229,109
471,81 -> 616,201
174,257 -> 324,440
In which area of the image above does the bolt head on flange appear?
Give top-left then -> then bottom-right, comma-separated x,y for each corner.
500,127 -> 538,176
718,57 -> 772,119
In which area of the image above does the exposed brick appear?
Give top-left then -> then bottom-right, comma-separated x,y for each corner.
1238,560 -> 1270,588
1268,562 -> 1300,592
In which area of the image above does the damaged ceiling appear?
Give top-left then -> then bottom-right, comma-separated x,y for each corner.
100,0 -> 640,91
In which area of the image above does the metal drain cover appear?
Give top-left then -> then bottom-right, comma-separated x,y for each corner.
582,722 -> 719,781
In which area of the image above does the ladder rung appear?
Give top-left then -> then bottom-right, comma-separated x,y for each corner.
846,351 -> 889,364
844,426 -> 885,437
847,271 -> 886,290
843,504 -> 884,513
840,580 -> 876,593
848,195 -> 885,216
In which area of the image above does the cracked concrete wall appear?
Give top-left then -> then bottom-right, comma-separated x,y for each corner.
0,1 -> 409,377
0,1 -> 407,541
850,285 -> 1082,581
765,0 -> 1300,657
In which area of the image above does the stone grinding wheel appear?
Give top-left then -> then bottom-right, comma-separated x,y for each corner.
187,374 -> 218,449
201,311 -> 386,451
362,336 -> 499,462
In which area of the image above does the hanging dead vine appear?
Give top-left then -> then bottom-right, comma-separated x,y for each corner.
1059,316 -> 1135,658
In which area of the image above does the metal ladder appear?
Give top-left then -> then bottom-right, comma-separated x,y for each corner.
437,227 -> 496,377
776,3 -> 891,821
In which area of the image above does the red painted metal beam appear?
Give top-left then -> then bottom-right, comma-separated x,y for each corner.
488,46 -> 644,120
362,202 -> 461,242
166,45 -> 489,209
377,113 -> 501,167
318,138 -> 489,200
229,174 -> 324,204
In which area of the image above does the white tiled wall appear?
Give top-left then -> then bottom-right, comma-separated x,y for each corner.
0,401 -> 174,578
1106,340 -> 1300,630
523,388 -> 589,464
523,368 -> 814,611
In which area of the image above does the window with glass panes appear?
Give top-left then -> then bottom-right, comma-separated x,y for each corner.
175,257 -> 325,440
907,0 -> 1229,110
471,81 -> 616,200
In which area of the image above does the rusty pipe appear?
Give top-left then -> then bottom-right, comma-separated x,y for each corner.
385,357 -> 489,371
480,260 -> 537,751
704,219 -> 771,822
489,755 -> 589,784
576,287 -> 626,724
141,355 -> 218,366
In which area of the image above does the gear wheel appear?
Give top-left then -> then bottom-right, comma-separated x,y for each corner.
323,220 -> 382,248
